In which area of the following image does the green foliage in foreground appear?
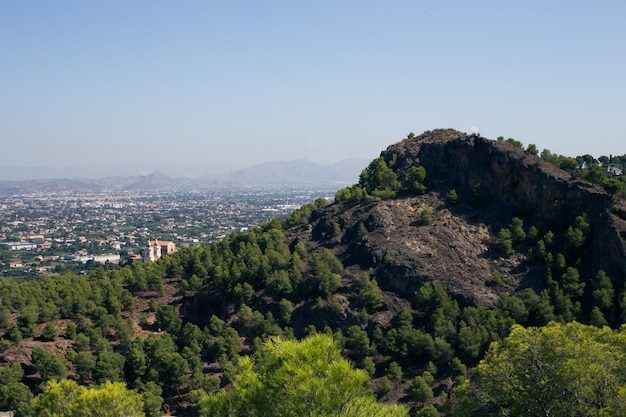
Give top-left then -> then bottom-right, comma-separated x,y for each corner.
193,334 -> 408,417
455,321 -> 626,417
32,379 -> 144,417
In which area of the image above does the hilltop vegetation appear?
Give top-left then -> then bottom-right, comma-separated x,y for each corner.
1,129 -> 626,416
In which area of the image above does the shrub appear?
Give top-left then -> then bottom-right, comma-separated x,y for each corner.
420,208 -> 434,224
447,189 -> 458,205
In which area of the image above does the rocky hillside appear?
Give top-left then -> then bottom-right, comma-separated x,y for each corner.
282,129 -> 626,306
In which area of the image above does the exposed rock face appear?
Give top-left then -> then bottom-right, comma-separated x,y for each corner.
382,129 -> 599,221
291,129 -> 626,305
386,129 -> 626,282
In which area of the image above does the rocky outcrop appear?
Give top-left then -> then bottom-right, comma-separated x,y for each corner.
382,129 -> 626,284
382,129 -> 600,220
294,129 -> 626,305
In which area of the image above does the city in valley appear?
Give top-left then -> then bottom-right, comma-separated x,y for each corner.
0,187 -> 336,279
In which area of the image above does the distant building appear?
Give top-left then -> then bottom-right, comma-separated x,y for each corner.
92,253 -> 121,264
143,239 -> 176,262
28,234 -> 45,243
66,253 -> 120,264
3,242 -> 37,251
605,166 -> 624,176
143,240 -> 161,262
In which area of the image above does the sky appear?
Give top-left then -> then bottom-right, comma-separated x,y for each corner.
1,1 -> 625,173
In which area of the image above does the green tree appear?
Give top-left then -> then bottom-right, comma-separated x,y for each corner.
0,363 -> 33,417
420,208 -> 434,224
345,325 -> 371,359
66,349 -> 96,383
377,376 -> 393,397
360,356 -> 376,376
65,322 -> 77,339
541,148 -> 557,163
471,322 -> 626,417
508,217 -> 526,242
425,361 -> 437,376
592,270 -> 615,318
558,157 -> 578,171
560,266 -> 585,299
194,334 -> 407,417
93,351 -> 125,383
309,252 -> 342,298
505,138 -> 523,148
409,166 -> 427,194
416,404 -> 440,417
496,293 -> 528,323
446,189 -> 459,205
355,271 -> 384,311
565,226 -> 585,250
267,270 -> 293,297
449,357 -> 466,377
589,306 -> 608,327
497,228 -> 514,257
359,157 -> 400,199
32,346 -> 67,382
41,322 -> 58,341
584,163 -> 606,184
17,306 -> 37,338
156,352 -> 188,395
0,306 -> 11,330
386,361 -> 403,386
278,298 -> 295,325
409,375 -> 434,405
603,177 -> 626,197
142,381 -> 164,417
32,379 -> 144,417
155,305 -> 182,334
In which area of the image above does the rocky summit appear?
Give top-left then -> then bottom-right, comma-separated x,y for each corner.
283,129 -> 626,307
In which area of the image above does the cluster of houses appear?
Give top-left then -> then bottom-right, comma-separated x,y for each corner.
2,239 -> 177,272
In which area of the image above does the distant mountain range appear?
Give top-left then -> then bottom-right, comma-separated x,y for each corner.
0,159 -> 368,193
193,158 -> 366,187
0,162 -> 241,180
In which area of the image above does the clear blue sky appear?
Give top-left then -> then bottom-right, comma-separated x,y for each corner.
2,1 -> 625,170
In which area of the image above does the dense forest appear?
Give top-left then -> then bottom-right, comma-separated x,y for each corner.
1,131 -> 626,416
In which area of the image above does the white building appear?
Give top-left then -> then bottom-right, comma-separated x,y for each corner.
3,242 -> 37,251
143,239 -> 162,262
605,166 -> 624,176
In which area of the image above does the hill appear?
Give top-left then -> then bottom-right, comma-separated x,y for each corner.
1,129 -> 626,416
294,129 -> 626,305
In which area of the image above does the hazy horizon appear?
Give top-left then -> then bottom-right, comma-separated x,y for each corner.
0,157 -> 370,180
2,2 -> 625,169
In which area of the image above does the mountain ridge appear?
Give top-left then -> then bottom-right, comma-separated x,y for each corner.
0,158 -> 366,193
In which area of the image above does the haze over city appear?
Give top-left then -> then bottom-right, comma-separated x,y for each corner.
2,1 -> 625,173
